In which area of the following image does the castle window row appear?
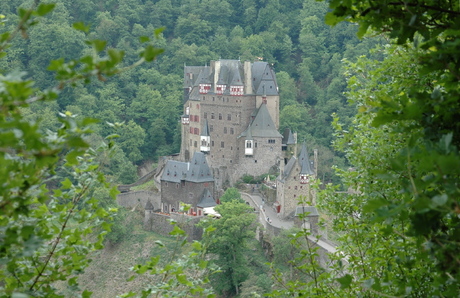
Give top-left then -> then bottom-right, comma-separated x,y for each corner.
223,127 -> 235,134
268,139 -> 276,144
189,127 -> 200,135
190,115 -> 199,122
204,112 -> 233,121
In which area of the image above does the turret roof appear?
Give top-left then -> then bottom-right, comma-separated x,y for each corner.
239,104 -> 283,139
298,142 -> 314,175
197,189 -> 217,208
282,128 -> 296,145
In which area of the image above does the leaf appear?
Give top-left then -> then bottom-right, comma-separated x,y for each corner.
139,36 -> 150,43
36,3 -> 55,16
61,178 -> 72,189
431,194 -> 448,207
336,274 -> 353,289
141,45 -> 164,62
73,22 -> 90,33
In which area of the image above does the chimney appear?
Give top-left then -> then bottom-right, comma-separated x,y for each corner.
314,149 -> 318,178
244,61 -> 252,95
214,60 -> 221,93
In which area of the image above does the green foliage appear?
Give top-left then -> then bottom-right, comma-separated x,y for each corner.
219,187 -> 244,204
0,2 -> 163,296
321,0 -> 460,294
124,220 -> 217,298
199,201 -> 258,296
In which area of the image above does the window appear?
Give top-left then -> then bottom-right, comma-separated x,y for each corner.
194,128 -> 199,134
218,113 -> 222,120
211,113 -> 215,119
196,104 -> 200,109
246,142 -> 252,148
230,128 -> 234,134
190,139 -> 192,146
210,125 -> 213,132
189,127 -> 193,133
227,114 -> 231,121
224,127 -> 227,134
194,141 -> 197,147
204,112 -> 207,119
211,141 -> 214,146
221,141 -> 224,148
195,115 -> 199,122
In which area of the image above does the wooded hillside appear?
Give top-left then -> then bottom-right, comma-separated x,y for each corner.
0,0 -> 381,184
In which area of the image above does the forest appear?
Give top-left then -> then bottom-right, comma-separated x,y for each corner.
0,0 -> 383,185
1,0 -> 460,297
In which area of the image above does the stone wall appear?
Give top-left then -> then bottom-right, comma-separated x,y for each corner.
144,212 -> 203,241
117,190 -> 161,210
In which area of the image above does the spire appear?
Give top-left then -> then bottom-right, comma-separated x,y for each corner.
298,142 -> 314,175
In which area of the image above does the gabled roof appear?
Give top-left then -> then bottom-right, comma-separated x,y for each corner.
196,66 -> 211,84
239,104 -> 283,139
187,152 -> 214,183
197,189 -> 216,208
161,152 -> 214,183
252,62 -> 278,96
298,143 -> 314,175
201,119 -> 210,137
183,66 -> 203,88
161,160 -> 189,183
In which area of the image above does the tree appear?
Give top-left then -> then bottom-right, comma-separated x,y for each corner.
219,187 -> 244,204
0,2 -> 164,296
199,201 -> 257,296
322,0 -> 460,294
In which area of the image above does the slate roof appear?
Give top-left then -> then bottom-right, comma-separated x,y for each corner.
279,156 -> 296,182
294,206 -> 319,217
252,62 -> 278,96
161,152 -> 214,183
201,119 -> 210,137
298,143 -> 314,175
187,152 -> 214,182
239,104 -> 283,139
197,189 -> 217,208
183,60 -> 277,98
278,142 -> 314,182
282,128 -> 296,145
161,160 -> 189,183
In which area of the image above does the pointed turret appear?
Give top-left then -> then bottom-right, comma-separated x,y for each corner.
298,142 -> 314,183
200,119 -> 211,153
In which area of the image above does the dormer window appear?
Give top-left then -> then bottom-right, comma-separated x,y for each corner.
230,86 -> 243,96
199,84 -> 211,94
300,174 -> 310,184
216,84 -> 226,95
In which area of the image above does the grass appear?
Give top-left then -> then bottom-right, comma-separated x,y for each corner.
130,179 -> 158,192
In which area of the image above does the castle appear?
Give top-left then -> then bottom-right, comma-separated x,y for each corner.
179,59 -> 283,191
173,59 -> 317,219
133,59 -> 318,229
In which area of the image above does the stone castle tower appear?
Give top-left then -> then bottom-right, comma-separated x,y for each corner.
180,59 -> 283,189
